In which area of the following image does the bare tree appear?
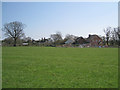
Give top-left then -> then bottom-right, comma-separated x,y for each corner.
104,27 -> 111,46
3,21 -> 26,46
114,27 -> 120,47
65,34 -> 78,40
50,31 -> 63,46
50,31 -> 62,42
101,36 -> 106,45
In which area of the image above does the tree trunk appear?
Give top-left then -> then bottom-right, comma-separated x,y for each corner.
106,37 -> 109,46
13,38 -> 16,47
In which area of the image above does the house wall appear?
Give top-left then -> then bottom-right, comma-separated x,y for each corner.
89,36 -> 103,47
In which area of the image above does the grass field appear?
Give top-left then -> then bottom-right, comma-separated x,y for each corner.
2,47 -> 118,88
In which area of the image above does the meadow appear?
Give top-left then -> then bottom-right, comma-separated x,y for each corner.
2,47 -> 118,88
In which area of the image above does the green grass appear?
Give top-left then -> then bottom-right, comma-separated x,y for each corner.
2,47 -> 118,88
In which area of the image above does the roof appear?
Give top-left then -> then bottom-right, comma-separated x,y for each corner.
87,34 -> 102,42
65,39 -> 75,44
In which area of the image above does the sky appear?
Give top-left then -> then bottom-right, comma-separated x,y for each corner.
2,2 -> 118,40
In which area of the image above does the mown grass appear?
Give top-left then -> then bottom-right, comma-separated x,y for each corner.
2,47 -> 118,88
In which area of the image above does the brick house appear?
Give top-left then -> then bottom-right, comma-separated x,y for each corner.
86,34 -> 103,47
74,34 -> 103,47
63,34 -> 103,47
74,37 -> 86,44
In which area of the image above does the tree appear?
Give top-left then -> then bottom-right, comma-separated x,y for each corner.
2,37 -> 14,46
65,34 -> 78,40
114,27 -> 120,47
101,36 -> 106,46
104,27 -> 111,46
50,32 -> 63,46
50,32 -> 62,42
109,28 -> 119,46
3,21 -> 26,46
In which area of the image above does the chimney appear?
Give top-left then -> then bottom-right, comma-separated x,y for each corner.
89,34 -> 91,37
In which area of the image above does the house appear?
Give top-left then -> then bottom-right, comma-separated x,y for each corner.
74,37 -> 86,44
63,34 -> 103,47
86,34 -> 103,47
63,39 -> 75,47
72,34 -> 103,47
65,39 -> 75,44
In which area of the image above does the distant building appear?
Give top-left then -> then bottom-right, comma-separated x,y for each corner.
62,34 -> 103,47
74,37 -> 86,44
65,39 -> 75,44
69,34 -> 103,47
85,34 -> 103,47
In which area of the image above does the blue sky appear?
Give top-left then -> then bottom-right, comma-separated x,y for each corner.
2,2 -> 118,39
